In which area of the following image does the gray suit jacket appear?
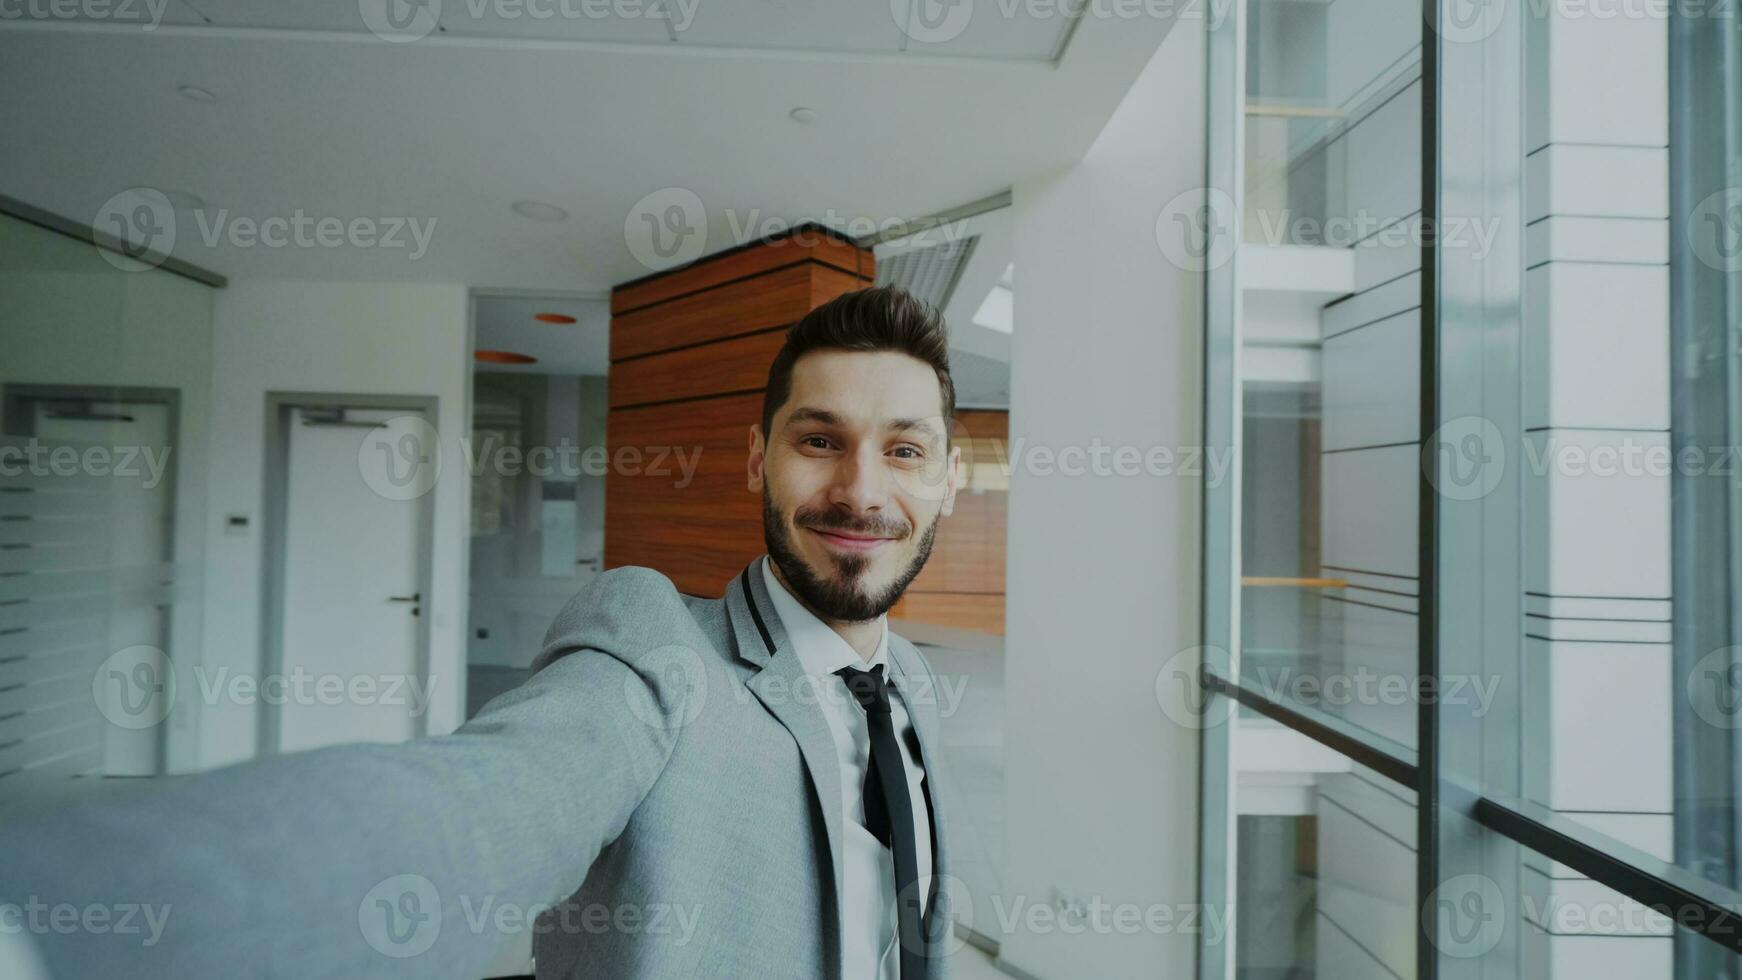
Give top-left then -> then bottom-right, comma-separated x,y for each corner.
0,557 -> 957,979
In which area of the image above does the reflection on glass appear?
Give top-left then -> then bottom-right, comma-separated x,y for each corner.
1234,726 -> 1418,978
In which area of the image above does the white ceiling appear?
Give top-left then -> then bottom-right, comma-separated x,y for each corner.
473,293 -> 611,374
0,5 -> 1177,291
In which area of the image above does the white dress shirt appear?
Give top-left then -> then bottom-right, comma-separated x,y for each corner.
759,556 -> 933,980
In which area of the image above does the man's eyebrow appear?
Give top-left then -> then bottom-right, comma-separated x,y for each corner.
886,417 -> 945,443
782,406 -> 843,428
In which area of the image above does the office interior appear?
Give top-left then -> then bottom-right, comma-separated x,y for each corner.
3,1 -> 1742,977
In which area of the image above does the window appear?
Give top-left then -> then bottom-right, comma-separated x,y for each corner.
1196,2 -> 1742,978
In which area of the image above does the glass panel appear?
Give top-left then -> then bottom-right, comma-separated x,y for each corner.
1668,0 -> 1742,915
1238,0 -> 1425,751
1198,0 -> 1245,973
1441,836 -> 1742,979
1232,727 -> 1419,979
1242,0 -> 1418,249
0,209 -> 214,817
1497,0 -> 1742,933
1675,919 -> 1742,980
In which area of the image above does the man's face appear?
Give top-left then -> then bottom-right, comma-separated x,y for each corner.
748,349 -> 962,623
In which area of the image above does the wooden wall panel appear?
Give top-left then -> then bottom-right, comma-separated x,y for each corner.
612,234 -> 871,315
609,329 -> 787,410
611,263 -> 815,362
604,392 -> 764,596
896,409 -> 1008,635
888,592 -> 1006,636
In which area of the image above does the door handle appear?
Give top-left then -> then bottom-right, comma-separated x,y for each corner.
387,593 -> 421,603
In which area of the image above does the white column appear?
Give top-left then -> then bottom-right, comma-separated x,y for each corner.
1521,2 -> 1673,974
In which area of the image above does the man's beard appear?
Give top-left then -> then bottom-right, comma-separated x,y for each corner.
762,492 -> 938,623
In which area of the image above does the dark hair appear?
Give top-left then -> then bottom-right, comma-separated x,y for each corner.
760,285 -> 956,440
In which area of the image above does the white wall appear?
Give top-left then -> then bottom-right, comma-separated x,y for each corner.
999,16 -> 1204,979
196,280 -> 471,769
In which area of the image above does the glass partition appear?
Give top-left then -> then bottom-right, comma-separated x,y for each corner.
1232,736 -> 1419,979
0,208 -> 215,817
1198,0 -> 1742,978
1234,0 -> 1427,751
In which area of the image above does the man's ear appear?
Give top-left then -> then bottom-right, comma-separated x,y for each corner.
940,442 -> 963,517
747,423 -> 766,493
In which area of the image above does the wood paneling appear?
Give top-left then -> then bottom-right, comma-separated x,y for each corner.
900,409 -> 1008,635
609,329 -> 788,410
611,263 -> 811,363
612,232 -> 871,315
605,392 -> 764,596
955,409 -> 1011,440
889,592 -> 1006,636
910,490 -> 1006,594
611,263 -> 866,363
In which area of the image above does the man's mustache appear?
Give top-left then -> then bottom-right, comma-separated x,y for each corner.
793,511 -> 911,540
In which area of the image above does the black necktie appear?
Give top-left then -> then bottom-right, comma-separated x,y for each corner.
835,664 -> 928,980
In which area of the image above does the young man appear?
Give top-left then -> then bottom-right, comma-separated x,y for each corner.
0,285 -> 965,980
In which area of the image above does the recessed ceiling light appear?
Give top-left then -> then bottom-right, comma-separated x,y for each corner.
533,312 -> 577,325
511,200 -> 569,222
789,107 -> 818,124
163,189 -> 206,211
474,349 -> 538,365
176,84 -> 218,104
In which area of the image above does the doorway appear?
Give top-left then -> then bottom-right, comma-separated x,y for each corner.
261,394 -> 437,755
1,385 -> 180,779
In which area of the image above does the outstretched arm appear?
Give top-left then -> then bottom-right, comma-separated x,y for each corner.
0,567 -> 693,980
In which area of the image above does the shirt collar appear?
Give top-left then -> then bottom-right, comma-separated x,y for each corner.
759,554 -> 889,679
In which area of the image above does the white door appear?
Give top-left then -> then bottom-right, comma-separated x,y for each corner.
278,407 -> 426,752
33,400 -> 172,777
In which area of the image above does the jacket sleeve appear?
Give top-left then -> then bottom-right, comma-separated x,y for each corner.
0,566 -> 698,980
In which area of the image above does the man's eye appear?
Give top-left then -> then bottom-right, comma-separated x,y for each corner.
802,436 -> 832,450
891,446 -> 924,459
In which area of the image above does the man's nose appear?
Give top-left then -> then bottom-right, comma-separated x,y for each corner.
827,445 -> 890,513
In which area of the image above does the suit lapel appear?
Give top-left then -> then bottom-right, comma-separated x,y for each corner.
726,558 -> 847,974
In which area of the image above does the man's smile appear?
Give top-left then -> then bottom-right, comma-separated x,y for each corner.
807,527 -> 896,553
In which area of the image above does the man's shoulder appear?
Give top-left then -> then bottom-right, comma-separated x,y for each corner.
531,565 -> 718,672
887,629 -> 940,680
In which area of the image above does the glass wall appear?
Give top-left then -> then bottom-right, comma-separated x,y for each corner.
0,208 -> 216,815
1231,732 -> 1419,979
1234,0 -> 1426,756
1200,1 -> 1742,978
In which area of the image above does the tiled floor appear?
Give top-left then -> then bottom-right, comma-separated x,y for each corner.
947,941 -> 1011,979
